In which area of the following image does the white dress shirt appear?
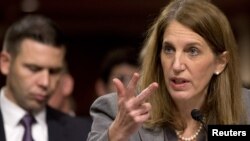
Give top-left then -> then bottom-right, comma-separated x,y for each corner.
0,87 -> 48,141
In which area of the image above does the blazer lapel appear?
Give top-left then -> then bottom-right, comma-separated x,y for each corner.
47,119 -> 64,141
138,127 -> 165,141
0,110 -> 6,141
47,107 -> 65,141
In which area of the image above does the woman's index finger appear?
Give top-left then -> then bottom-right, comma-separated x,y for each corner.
136,82 -> 159,104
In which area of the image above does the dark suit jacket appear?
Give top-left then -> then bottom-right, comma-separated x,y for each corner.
0,106 -> 92,141
87,88 -> 250,141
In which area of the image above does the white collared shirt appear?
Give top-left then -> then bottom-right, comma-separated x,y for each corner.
0,87 -> 48,141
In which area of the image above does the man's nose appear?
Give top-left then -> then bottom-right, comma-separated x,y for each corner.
38,70 -> 49,89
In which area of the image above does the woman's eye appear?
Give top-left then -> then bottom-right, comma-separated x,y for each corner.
162,45 -> 175,54
188,47 -> 199,56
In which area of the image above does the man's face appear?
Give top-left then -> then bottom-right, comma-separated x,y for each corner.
0,39 -> 65,112
107,63 -> 138,93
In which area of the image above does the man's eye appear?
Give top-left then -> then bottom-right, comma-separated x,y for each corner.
28,66 -> 40,72
49,69 -> 62,75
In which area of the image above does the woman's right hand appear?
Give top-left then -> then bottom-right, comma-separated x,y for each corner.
108,73 -> 159,141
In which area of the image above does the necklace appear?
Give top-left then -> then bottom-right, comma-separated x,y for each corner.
175,123 -> 202,141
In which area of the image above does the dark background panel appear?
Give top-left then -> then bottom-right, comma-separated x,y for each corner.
0,0 -> 249,116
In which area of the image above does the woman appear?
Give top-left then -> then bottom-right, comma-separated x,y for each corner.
87,0 -> 250,141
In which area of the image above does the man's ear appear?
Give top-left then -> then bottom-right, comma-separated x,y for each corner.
95,79 -> 106,97
0,51 -> 11,75
214,51 -> 229,75
61,74 -> 74,97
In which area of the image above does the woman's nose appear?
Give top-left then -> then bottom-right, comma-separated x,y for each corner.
172,54 -> 185,73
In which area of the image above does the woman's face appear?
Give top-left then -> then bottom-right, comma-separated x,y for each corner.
160,20 -> 225,102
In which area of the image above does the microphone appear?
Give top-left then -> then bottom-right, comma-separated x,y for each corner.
191,109 -> 207,133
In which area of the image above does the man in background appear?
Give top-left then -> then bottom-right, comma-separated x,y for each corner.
48,70 -> 76,117
0,14 -> 91,141
95,47 -> 140,96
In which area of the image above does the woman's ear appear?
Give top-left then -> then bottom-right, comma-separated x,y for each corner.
214,51 -> 229,75
0,51 -> 11,75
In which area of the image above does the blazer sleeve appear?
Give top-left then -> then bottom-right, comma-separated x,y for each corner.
242,88 -> 250,123
87,93 -> 118,141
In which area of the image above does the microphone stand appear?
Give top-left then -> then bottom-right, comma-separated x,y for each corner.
191,109 -> 208,141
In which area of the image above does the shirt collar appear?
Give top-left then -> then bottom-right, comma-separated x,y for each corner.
0,87 -> 46,127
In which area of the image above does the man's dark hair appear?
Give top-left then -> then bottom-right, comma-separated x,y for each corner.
3,14 -> 67,58
100,47 -> 140,84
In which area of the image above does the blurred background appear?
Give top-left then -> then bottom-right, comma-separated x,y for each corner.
0,0 -> 249,117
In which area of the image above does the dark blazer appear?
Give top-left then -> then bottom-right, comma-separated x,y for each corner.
0,106 -> 92,141
87,88 -> 250,141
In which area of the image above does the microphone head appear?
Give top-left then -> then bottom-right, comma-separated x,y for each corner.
191,109 -> 203,122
